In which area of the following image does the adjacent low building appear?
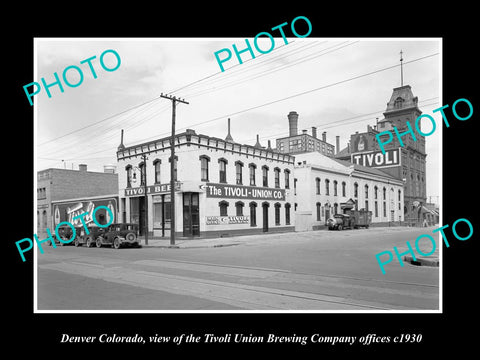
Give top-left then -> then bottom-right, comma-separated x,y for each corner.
293,151 -> 404,231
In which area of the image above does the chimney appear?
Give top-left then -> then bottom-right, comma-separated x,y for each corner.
225,118 -> 233,142
78,164 -> 87,172
302,129 -> 308,134
267,140 -> 272,150
336,136 -> 340,155
322,131 -> 326,142
347,142 -> 350,153
117,129 -> 125,151
254,134 -> 262,148
104,164 -> 116,174
287,111 -> 298,137
312,127 -> 317,138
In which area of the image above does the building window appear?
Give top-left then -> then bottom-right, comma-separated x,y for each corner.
37,187 -> 46,200
394,97 -> 404,109
285,203 -> 291,225
249,202 -> 257,226
398,189 -> 402,210
219,158 -> 228,183
334,203 -> 338,215
235,161 -> 243,185
125,165 -> 132,188
199,155 -> 210,181
284,169 -> 290,189
333,180 -> 338,196
153,159 -> 161,184
169,156 -> 178,181
325,179 -> 330,195
294,179 -> 297,195
383,187 -> 386,200
235,201 -> 244,216
365,184 -> 369,199
374,186 -> 378,199
249,163 -> 256,186
365,200 -> 369,211
315,178 -> 321,195
316,202 -> 321,221
262,165 -> 269,187
274,203 -> 281,225
138,162 -> 145,186
274,168 -> 280,188
219,200 -> 229,216
375,201 -> 378,217
342,182 -> 346,197
383,201 -> 387,217
354,182 -> 358,198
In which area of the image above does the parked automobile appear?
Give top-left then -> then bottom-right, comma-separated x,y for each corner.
48,225 -> 77,246
327,214 -> 354,230
95,223 -> 140,249
345,209 -> 372,229
75,225 -> 106,247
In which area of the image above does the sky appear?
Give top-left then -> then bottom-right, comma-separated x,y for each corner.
35,37 -> 441,202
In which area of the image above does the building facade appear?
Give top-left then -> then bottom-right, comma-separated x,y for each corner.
37,165 -> 118,234
293,151 -> 404,231
335,84 -> 427,225
275,111 -> 335,157
116,128 -> 296,239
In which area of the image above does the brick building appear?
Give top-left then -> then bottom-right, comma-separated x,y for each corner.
37,164 -> 118,233
116,122 -> 295,239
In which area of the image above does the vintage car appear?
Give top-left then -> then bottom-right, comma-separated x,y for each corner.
95,223 -> 140,249
48,225 -> 77,246
75,225 -> 106,247
327,214 -> 354,230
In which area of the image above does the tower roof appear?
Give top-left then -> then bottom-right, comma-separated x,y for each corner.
384,85 -> 420,113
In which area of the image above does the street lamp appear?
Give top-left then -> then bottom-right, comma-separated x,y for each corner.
129,154 -> 149,245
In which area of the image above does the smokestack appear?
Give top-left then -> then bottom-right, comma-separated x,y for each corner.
267,140 -> 272,150
302,129 -> 307,134
287,111 -> 298,137
118,129 -> 125,151
322,131 -> 326,142
336,136 -> 340,155
254,134 -> 262,148
312,127 -> 317,138
78,164 -> 87,172
225,118 -> 234,142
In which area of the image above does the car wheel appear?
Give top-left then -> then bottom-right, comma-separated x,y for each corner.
126,232 -> 136,242
86,237 -> 92,247
74,238 -> 80,247
113,238 -> 121,249
338,225 -> 343,231
366,225 -> 370,229
96,238 -> 102,248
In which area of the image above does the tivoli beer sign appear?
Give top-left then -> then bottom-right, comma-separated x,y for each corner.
351,148 -> 400,168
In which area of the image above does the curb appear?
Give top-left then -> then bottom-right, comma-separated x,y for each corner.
403,255 -> 439,267
141,243 -> 241,249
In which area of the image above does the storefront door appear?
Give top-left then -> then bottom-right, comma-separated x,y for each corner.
183,192 -> 199,237
262,203 -> 269,232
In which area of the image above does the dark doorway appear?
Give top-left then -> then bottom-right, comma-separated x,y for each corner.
262,202 -> 269,232
183,192 -> 200,237
139,196 -> 146,236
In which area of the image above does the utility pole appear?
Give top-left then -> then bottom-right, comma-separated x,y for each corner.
142,153 -> 149,245
400,50 -> 404,86
160,93 -> 189,246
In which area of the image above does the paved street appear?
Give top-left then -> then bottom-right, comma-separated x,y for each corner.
37,226 -> 439,311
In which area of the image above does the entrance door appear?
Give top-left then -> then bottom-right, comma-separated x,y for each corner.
183,193 -> 200,237
262,203 -> 269,232
139,197 -> 146,236
325,208 -> 330,224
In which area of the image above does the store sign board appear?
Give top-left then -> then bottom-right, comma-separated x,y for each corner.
125,182 -> 181,197
351,148 -> 400,168
205,183 -> 285,201
206,215 -> 249,225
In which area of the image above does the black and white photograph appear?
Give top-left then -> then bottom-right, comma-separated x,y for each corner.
33,37 -> 441,312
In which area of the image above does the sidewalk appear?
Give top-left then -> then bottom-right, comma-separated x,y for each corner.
402,238 -> 440,268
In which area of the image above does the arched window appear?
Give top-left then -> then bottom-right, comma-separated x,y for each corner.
284,169 -> 290,189
249,202 -> 257,226
274,168 -> 281,188
325,179 -> 330,195
125,164 -> 132,188
365,184 -> 369,199
354,182 -> 358,198
394,97 -> 404,109
199,155 -> 210,181
374,186 -> 378,199
153,159 -> 161,183
342,182 -> 346,197
285,203 -> 291,225
235,161 -> 244,185
316,202 -> 321,221
219,200 -> 229,216
333,180 -> 338,196
235,201 -> 244,216
274,203 -> 281,225
315,177 -> 321,195
262,165 -> 269,187
249,163 -> 256,186
218,158 -> 228,183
